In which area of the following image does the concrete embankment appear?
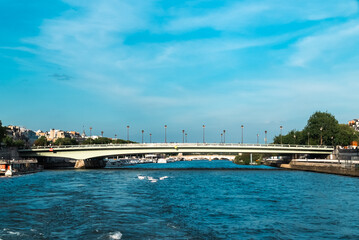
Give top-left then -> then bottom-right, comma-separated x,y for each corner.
280,161 -> 359,177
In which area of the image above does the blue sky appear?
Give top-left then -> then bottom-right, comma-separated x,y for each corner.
1,0 -> 359,143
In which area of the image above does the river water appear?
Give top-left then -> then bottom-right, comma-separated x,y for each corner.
1,160 -> 359,239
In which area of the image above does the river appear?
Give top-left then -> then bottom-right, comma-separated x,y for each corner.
1,160 -> 359,239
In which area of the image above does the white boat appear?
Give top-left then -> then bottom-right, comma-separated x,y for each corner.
157,158 -> 167,163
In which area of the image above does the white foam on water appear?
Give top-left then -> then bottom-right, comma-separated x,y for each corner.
109,231 -> 122,239
8,231 -> 20,236
137,175 -> 146,180
159,176 -> 169,180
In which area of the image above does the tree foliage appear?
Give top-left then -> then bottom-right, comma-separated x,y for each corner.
34,136 -> 48,146
2,136 -> 25,147
53,137 -> 78,146
0,120 -> 6,143
234,153 -> 263,165
82,137 -> 135,145
273,111 -> 359,146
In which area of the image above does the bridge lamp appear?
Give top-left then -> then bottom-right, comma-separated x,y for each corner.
164,125 -> 167,143
127,126 -> 130,142
223,130 -> 226,143
307,132 -> 310,145
141,130 -> 144,144
280,126 -> 283,144
241,125 -> 244,144
150,133 -> 152,143
182,130 -> 185,143
115,134 -> 117,140
90,127 -> 92,137
185,133 -> 188,143
101,131 -> 104,137
203,125 -> 205,144
293,134 -> 296,144
257,134 -> 259,144
265,131 -> 267,144
221,133 -> 223,144
320,127 -> 323,145
331,136 -> 334,146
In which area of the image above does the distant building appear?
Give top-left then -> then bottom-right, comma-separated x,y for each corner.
348,119 -> 359,132
6,125 -> 37,146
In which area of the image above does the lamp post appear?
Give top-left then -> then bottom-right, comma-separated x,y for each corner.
280,126 -> 283,144
115,134 -> 117,140
265,130 -> 267,144
307,132 -> 310,145
101,131 -> 104,137
221,133 -> 223,143
223,130 -> 226,143
164,125 -> 167,143
127,125 -> 130,142
331,136 -> 334,146
293,134 -> 296,144
182,130 -> 185,143
185,133 -> 187,143
141,130 -> 144,143
241,125 -> 244,144
203,125 -> 205,144
320,127 -> 323,145
150,133 -> 152,143
257,134 -> 259,144
90,127 -> 92,137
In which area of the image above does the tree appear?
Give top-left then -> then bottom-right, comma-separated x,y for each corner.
234,153 -> 262,165
302,111 -> 339,145
0,120 -> 6,143
335,124 -> 359,146
2,136 -> 25,147
34,136 -> 48,146
54,138 -> 78,146
273,111 -> 358,146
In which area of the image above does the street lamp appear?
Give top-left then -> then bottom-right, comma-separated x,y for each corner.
293,134 -> 296,144
101,131 -> 104,137
307,132 -> 310,145
223,130 -> 226,143
182,130 -> 185,143
115,134 -> 117,140
320,127 -> 323,145
141,130 -> 144,143
221,133 -> 223,144
185,133 -> 188,143
150,133 -> 152,143
203,125 -> 205,144
164,125 -> 167,143
280,126 -> 283,144
264,131 -> 268,144
257,134 -> 259,144
127,125 -> 130,142
241,125 -> 244,144
331,136 -> 334,146
90,127 -> 92,137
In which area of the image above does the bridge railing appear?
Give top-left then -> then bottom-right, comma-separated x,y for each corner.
25,143 -> 334,150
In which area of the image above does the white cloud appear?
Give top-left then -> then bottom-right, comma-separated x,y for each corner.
289,19 -> 359,66
165,0 -> 358,32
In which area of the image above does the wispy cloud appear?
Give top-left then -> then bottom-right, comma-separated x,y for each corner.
289,19 -> 359,66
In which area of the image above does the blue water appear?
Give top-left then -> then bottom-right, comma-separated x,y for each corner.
1,160 -> 359,239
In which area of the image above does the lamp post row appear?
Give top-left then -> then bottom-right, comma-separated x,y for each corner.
87,125 -> 328,145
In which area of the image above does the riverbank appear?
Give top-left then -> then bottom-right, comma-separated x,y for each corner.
280,160 -> 359,177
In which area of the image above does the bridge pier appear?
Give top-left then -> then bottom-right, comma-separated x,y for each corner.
74,158 -> 106,169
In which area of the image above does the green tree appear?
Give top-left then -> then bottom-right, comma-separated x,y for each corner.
0,120 -> 6,143
2,136 -> 25,147
335,124 -> 359,146
54,138 -> 78,146
234,153 -> 262,165
302,111 -> 339,145
34,136 -> 48,146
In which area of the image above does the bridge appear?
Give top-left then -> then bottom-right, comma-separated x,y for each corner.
19,143 -> 334,168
